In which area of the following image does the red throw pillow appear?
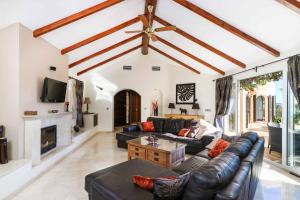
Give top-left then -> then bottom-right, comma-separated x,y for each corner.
133,175 -> 154,191
142,121 -> 155,132
208,139 -> 231,158
133,175 -> 177,191
178,128 -> 190,137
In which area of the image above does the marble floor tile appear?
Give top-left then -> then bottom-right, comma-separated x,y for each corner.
10,131 -> 300,200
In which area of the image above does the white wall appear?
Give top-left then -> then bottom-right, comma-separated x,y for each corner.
0,24 -> 20,160
166,64 -> 216,123
0,23 -> 69,159
73,50 -> 217,131
19,24 -> 69,115
76,52 -> 171,131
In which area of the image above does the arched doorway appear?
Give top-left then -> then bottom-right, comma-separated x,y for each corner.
256,96 -> 265,121
114,90 -> 141,127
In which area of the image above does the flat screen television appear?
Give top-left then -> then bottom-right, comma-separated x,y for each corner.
41,78 -> 67,103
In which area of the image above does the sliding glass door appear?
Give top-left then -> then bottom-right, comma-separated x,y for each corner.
287,86 -> 300,169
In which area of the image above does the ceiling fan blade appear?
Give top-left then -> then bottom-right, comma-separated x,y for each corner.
125,30 -> 144,34
138,15 -> 149,27
155,26 -> 177,32
150,34 -> 158,42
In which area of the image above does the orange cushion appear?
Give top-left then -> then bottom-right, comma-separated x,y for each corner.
142,121 -> 155,132
208,139 -> 231,158
178,128 -> 190,137
133,175 -> 154,191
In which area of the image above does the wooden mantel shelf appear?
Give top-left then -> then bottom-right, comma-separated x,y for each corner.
23,112 -> 73,119
164,114 -> 204,120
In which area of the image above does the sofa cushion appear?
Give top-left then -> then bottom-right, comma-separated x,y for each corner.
137,123 -> 144,131
222,134 -> 239,143
182,152 -> 240,200
163,118 -> 185,134
123,125 -> 139,132
195,149 -> 211,160
184,119 -> 193,128
173,156 -> 209,174
147,117 -> 165,133
215,162 -> 251,200
153,172 -> 190,200
225,138 -> 253,159
241,131 -> 259,144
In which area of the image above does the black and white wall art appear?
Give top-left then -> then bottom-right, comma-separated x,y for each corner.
176,83 -> 195,104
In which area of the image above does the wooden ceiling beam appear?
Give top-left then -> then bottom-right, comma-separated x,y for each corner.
174,0 -> 280,57
69,33 -> 143,68
77,45 -> 142,76
141,0 -> 158,55
276,0 -> 300,14
61,17 -> 140,54
33,0 -> 124,37
149,45 -> 200,74
154,16 -> 246,68
156,36 -> 225,75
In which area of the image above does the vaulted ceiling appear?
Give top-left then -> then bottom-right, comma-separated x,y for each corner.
1,0 -> 300,76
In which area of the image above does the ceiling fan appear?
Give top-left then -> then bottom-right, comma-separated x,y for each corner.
125,5 -> 176,42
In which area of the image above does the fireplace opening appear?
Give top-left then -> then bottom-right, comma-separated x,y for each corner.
41,125 -> 57,155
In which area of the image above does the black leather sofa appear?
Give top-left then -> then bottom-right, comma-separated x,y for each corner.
116,117 -> 220,155
85,132 -> 264,200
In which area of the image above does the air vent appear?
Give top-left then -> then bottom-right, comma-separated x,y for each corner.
152,66 -> 160,71
123,66 -> 132,70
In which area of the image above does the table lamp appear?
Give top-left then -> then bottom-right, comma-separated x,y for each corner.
168,103 -> 175,114
84,97 -> 92,113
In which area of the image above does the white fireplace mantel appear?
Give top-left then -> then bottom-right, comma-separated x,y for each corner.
24,112 -> 73,165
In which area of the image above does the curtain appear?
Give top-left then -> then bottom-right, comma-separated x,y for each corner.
75,79 -> 84,127
288,55 -> 300,104
66,79 -> 77,119
214,76 -> 233,129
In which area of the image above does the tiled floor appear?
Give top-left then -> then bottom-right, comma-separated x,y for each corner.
10,131 -> 300,200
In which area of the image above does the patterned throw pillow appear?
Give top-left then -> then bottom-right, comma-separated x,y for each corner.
153,172 -> 190,200
133,175 -> 154,191
142,121 -> 155,132
187,126 -> 201,138
178,128 -> 190,137
208,139 -> 231,158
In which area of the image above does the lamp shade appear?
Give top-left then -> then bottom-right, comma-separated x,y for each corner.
168,103 -> 175,109
192,103 -> 200,110
84,97 -> 91,104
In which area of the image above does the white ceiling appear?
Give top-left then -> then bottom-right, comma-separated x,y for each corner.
1,0 -> 300,76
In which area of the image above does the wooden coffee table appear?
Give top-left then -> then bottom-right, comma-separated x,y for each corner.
127,136 -> 186,168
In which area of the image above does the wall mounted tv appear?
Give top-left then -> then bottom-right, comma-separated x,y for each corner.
41,78 -> 67,103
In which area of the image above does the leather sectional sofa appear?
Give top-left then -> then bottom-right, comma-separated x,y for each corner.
116,117 -> 221,155
85,132 -> 264,200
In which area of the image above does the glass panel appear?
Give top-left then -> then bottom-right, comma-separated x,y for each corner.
287,86 -> 300,168
224,83 -> 236,135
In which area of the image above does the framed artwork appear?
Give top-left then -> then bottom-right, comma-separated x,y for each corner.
176,83 -> 195,104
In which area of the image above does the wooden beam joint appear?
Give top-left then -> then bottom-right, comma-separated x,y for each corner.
141,0 -> 157,55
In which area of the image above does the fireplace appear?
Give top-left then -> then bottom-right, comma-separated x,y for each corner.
41,125 -> 57,155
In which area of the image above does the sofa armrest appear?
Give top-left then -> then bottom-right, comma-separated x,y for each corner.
123,125 -> 139,132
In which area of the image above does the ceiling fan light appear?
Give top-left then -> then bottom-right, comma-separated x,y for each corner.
148,5 -> 154,13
